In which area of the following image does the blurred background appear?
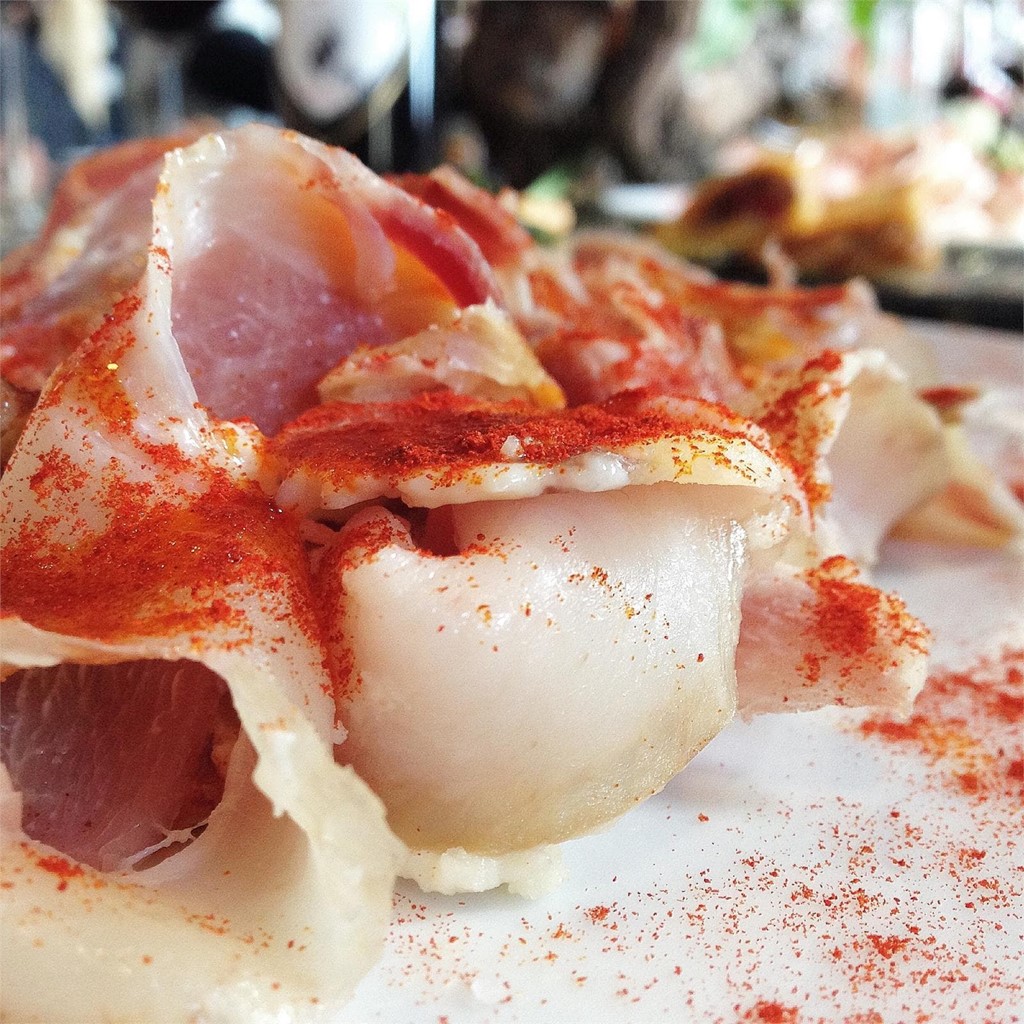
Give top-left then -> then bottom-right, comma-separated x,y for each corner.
1,0 -> 1022,320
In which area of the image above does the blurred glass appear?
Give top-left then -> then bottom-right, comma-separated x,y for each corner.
866,0 -> 958,130
0,15 -> 48,254
116,1 -> 219,136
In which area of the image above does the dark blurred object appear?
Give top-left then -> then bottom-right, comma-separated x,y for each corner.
457,1 -> 700,188
115,0 -> 279,136
115,0 -> 222,137
114,2 -> 220,36
187,28 -> 274,114
1,0 -> 129,253
600,1 -> 762,183
1,4 -> 48,253
692,243 -> 1023,332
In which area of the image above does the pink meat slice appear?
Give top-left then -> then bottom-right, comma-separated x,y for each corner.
158,126 -> 503,434
392,166 -> 534,269
1,227 -> 400,1018
1,659 -> 237,872
1,131 -> 207,391
4,127 -> 506,438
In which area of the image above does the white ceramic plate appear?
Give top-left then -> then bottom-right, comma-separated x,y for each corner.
344,327 -> 1024,1024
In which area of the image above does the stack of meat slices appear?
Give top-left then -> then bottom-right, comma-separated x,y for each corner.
1,126 -> 1017,1023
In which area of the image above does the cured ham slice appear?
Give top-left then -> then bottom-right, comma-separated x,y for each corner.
507,228 -> 878,406
1,130 -> 206,393
330,491 -> 745,855
1,659 -> 236,872
513,230 -> 960,564
271,390 -> 928,891
273,389 -> 791,515
579,243 -> 1020,557
1,241 -> 399,1021
2,126 -> 561,451
271,393 -> 801,865
566,231 -> 879,375
523,260 -> 741,407
747,348 -> 951,564
2,123 -> 941,953
152,125 -> 560,434
732,361 -> 933,725
390,175 -> 739,405
499,232 -> 725,392
393,165 -> 534,270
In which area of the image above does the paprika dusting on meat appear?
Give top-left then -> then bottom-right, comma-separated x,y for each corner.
272,389 -> 774,493
572,238 -> 863,364
805,555 -> 880,664
755,349 -> 846,513
27,450 -> 89,499
31,287 -> 206,480
2,471 -> 316,648
527,268 -> 736,408
3,295 -> 323,660
798,555 -> 929,686
34,852 -> 86,892
36,292 -> 144,430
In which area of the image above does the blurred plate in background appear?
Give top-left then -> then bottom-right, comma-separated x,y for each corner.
873,241 -> 1024,331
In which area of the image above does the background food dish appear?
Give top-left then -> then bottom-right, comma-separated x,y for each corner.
593,183 -> 1024,331
342,325 -> 1023,1022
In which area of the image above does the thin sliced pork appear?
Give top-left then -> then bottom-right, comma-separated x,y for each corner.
1,659 -> 236,872
512,229 -> 971,564
393,165 -> 534,271
747,348 -> 951,564
566,230 -> 879,371
737,557 -> 929,717
1,129 -> 207,393
2,126 -> 562,449
1,129 -> 939,947
155,126 -> 557,433
0,239 -> 399,1022
272,391 -> 925,891
565,232 -> 1024,555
